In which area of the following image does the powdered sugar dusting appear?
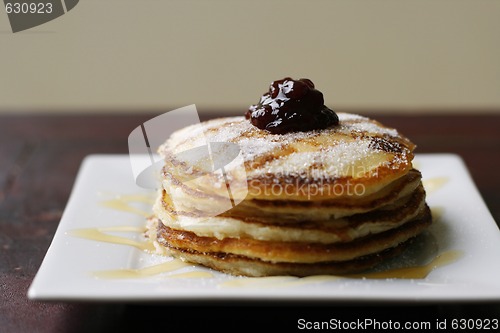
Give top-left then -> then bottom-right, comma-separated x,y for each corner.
337,113 -> 399,137
237,137 -> 284,161
338,113 -> 368,122
162,113 -> 411,180
257,139 -> 381,180
166,117 -> 251,153
346,121 -> 399,137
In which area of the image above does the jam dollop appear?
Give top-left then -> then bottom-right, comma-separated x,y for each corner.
245,77 -> 339,134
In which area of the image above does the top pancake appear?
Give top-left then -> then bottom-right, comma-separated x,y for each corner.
159,113 -> 416,201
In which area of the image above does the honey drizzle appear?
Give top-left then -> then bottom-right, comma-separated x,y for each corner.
345,250 -> 462,279
423,177 -> 449,194
431,206 -> 445,221
93,259 -> 192,279
71,225 -> 461,283
100,194 -> 155,217
81,219 -> 448,283
69,227 -> 156,252
221,250 -> 462,288
168,271 -> 214,279
68,192 -> 460,284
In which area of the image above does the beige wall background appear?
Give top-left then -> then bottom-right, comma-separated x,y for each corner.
1,0 -> 499,115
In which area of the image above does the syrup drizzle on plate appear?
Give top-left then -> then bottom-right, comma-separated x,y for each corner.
92,259 -> 214,279
99,194 -> 155,217
70,227 -> 155,252
68,191 -> 461,286
423,177 -> 449,194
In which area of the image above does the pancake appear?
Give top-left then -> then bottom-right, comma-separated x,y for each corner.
152,205 -> 431,264
147,207 -> 430,276
161,160 -> 422,221
160,113 -> 415,202
147,70 -> 432,276
148,110 -> 432,277
154,183 -> 427,244
158,242 -> 410,277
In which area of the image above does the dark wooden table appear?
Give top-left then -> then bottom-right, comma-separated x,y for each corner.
1,112 -> 500,332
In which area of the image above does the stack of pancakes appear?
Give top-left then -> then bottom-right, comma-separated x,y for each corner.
146,112 -> 432,277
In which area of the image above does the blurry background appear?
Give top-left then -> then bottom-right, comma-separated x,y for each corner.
1,0 -> 499,115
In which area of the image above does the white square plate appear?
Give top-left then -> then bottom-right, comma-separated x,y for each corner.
28,154 -> 500,302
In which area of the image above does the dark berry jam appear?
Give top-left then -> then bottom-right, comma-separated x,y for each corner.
245,77 -> 339,134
